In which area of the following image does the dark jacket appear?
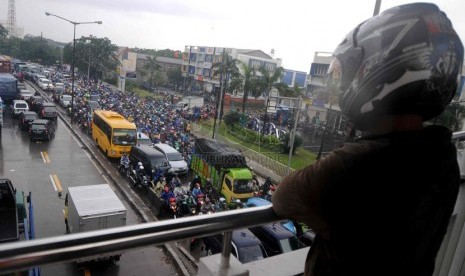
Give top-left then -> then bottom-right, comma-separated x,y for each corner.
272,126 -> 459,276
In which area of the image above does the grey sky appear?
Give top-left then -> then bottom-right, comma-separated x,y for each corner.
1,0 -> 464,72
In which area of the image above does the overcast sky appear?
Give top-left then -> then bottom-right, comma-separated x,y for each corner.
1,0 -> 464,72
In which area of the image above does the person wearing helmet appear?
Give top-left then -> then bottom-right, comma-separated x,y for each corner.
201,197 -> 215,214
272,3 -> 462,276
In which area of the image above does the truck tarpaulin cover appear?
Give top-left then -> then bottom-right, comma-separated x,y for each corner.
194,138 -> 248,169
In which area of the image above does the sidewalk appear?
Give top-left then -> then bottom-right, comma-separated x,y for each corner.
190,122 -> 292,184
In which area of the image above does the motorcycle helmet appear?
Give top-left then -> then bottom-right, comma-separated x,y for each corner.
137,161 -> 142,166
139,166 -> 144,170
329,3 -> 464,130
169,197 -> 176,203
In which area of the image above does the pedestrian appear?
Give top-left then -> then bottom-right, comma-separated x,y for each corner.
272,3 -> 462,275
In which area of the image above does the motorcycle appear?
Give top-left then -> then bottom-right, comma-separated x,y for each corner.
118,159 -> 130,177
127,167 -> 149,192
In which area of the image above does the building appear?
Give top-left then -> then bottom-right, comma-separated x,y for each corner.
304,51 -> 346,132
281,69 -> 307,88
182,46 -> 281,94
115,48 -> 183,91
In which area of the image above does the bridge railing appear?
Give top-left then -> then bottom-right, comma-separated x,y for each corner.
0,205 -> 278,274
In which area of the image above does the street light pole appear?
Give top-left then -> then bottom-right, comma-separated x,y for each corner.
45,12 -> 102,124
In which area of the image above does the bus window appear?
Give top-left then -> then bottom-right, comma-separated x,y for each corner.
113,129 -> 137,145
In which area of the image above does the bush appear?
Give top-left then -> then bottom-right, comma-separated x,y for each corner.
280,132 -> 303,154
226,124 -> 283,152
223,110 -> 249,127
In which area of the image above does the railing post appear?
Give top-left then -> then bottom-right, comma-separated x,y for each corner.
220,231 -> 232,268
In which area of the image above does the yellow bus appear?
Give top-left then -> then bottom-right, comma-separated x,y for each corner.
92,110 -> 137,158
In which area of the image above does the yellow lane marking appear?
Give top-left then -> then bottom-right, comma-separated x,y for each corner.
50,174 -> 63,194
84,268 -> 91,276
41,151 -> 51,163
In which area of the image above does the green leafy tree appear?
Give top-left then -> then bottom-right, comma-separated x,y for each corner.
433,102 -> 465,131
64,36 -> 118,79
238,61 -> 260,112
281,132 -> 303,154
142,55 -> 161,88
257,66 -> 284,97
167,69 -> 183,89
0,24 -> 8,38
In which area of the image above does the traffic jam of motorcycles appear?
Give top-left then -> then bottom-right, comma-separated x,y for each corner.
33,67 -> 278,221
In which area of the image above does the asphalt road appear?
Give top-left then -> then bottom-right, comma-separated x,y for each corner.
0,99 -> 178,275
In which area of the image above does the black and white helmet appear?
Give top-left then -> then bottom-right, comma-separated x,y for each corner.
328,3 -> 464,130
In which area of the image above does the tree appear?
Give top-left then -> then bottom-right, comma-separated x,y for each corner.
433,102 -> 465,131
143,55 -> 161,88
0,24 -> 8,38
257,66 -> 284,97
167,69 -> 183,90
64,36 -> 119,80
211,53 -> 240,117
275,83 -> 302,98
238,61 -> 260,113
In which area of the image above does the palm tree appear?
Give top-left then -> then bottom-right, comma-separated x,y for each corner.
144,55 -> 161,89
258,66 -> 284,97
238,61 -> 260,113
211,52 -> 240,94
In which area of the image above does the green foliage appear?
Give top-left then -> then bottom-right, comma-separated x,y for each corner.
432,102 -> 465,131
280,132 -> 303,154
223,110 -> 249,126
0,36 -> 62,65
63,36 -> 119,79
130,48 -> 181,59
0,24 -> 8,38
226,124 -> 283,152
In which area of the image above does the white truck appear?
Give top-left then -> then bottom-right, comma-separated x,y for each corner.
177,96 -> 204,110
64,184 -> 127,264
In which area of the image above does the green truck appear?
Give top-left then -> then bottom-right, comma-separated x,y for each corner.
191,138 -> 254,203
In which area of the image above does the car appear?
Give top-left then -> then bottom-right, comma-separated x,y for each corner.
128,145 -> 171,177
33,74 -> 46,84
245,197 -> 296,234
200,229 -> 268,264
153,143 -> 188,175
38,78 -> 54,91
39,103 -> 58,121
248,223 -> 306,257
27,96 -> 44,113
17,82 -> 27,91
60,94 -> 72,108
18,111 -> 39,131
11,100 -> 29,118
19,89 -> 34,101
29,119 -> 55,141
54,82 -> 65,93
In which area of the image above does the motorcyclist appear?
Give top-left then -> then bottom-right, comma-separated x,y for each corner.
201,197 -> 215,214
190,175 -> 201,191
192,183 -> 203,201
215,197 -> 228,212
170,173 -> 181,190
160,186 -> 175,207
119,152 -> 130,173
174,181 -> 190,202
154,177 -> 167,197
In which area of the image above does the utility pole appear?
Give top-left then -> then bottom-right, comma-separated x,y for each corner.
373,0 -> 382,16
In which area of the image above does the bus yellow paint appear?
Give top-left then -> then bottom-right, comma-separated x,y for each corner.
52,174 -> 63,194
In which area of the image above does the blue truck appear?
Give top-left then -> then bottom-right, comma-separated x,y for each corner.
0,73 -> 19,102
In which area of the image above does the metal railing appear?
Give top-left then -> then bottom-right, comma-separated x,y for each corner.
0,205 -> 278,274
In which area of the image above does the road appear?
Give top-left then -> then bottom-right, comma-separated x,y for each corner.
0,96 -> 178,275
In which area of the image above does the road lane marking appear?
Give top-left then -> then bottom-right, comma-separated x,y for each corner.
50,174 -> 63,194
84,150 -> 103,174
41,151 -> 50,163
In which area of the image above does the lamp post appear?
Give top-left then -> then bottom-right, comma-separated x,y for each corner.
45,12 -> 102,124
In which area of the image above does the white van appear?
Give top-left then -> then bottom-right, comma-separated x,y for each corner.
137,132 -> 152,146
153,143 -> 188,175
11,100 -> 29,117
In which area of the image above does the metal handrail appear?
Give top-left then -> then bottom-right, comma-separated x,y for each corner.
0,205 -> 278,273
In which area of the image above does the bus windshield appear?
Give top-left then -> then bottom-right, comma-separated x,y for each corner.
112,129 -> 137,145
